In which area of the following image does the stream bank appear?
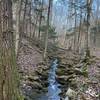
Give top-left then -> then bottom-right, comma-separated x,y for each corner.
17,39 -> 100,100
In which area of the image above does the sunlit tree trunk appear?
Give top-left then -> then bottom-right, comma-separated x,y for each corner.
15,0 -> 23,55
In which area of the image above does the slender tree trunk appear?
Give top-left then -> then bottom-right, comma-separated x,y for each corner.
22,0 -> 28,34
94,0 -> 100,47
38,0 -> 44,39
33,13 -> 38,38
43,0 -> 51,59
15,0 -> 23,55
77,9 -> 82,52
29,0 -> 32,37
86,0 -> 92,56
74,3 -> 77,52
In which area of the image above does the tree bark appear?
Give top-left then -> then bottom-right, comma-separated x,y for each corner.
38,0 -> 44,39
22,0 -> 28,34
86,0 -> 92,56
15,0 -> 23,55
0,0 -> 21,100
43,0 -> 51,59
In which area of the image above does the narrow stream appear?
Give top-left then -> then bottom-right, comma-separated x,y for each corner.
36,59 -> 61,100
48,59 -> 61,100
22,59 -> 61,100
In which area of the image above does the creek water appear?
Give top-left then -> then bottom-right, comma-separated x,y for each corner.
48,59 -> 61,100
22,59 -> 61,100
34,59 -> 61,100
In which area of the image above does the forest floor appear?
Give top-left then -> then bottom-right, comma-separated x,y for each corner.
17,38 -> 100,100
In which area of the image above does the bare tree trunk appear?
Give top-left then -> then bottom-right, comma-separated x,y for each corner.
29,0 -> 32,37
22,0 -> 28,34
0,0 -> 21,99
15,0 -> 23,55
73,1 -> 77,52
0,1 -> 3,99
86,0 -> 92,57
94,0 -> 100,47
77,9 -> 82,52
38,0 -> 44,39
43,0 -> 51,59
33,13 -> 38,38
